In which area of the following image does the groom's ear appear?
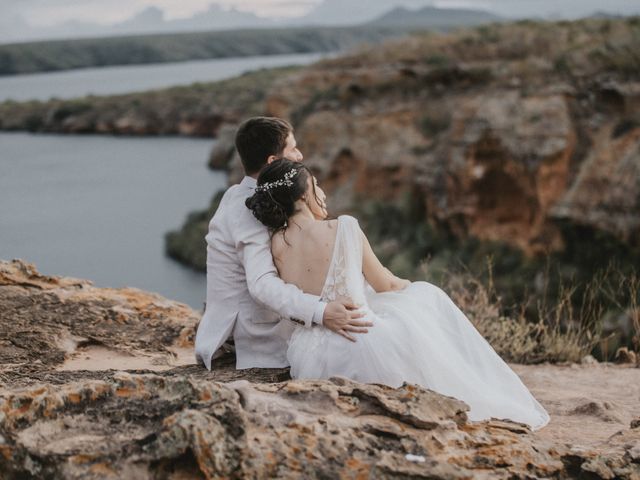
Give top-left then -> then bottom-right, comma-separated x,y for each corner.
266,155 -> 278,165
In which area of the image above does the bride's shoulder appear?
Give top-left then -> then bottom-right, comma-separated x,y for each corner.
270,230 -> 287,255
337,214 -> 361,228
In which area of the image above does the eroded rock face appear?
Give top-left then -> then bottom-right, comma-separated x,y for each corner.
1,259 -> 639,479
256,22 -> 640,254
552,118 -> 640,245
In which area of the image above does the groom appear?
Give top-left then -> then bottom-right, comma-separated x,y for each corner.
195,117 -> 372,370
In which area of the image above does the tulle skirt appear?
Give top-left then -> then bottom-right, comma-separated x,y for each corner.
287,281 -> 550,431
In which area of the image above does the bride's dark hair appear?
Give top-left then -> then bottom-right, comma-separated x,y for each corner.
245,159 -> 318,232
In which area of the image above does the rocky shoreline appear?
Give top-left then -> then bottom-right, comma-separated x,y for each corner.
1,259 -> 639,478
0,66 -> 293,137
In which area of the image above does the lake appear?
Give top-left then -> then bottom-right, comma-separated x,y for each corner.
0,132 -> 225,309
0,51 -> 330,310
0,52 -> 327,102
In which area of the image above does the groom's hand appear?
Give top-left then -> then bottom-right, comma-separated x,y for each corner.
323,300 -> 371,343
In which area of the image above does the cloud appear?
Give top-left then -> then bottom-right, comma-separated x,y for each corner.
2,0 -> 639,31
434,0 -> 640,18
1,0 -> 322,26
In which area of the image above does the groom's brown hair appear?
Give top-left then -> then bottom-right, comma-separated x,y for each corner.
235,117 -> 293,175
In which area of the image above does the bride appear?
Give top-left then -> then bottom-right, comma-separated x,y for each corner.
246,159 -> 550,431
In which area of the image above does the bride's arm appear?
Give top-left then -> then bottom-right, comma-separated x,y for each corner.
360,230 -> 410,293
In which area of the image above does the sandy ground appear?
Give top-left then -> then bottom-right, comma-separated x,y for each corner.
54,344 -> 196,372
512,362 -> 640,447
54,345 -> 639,448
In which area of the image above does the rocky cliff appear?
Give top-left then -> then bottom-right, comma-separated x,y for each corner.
163,19 -> 640,360
1,259 -> 640,479
257,18 -> 640,255
165,18 -> 640,275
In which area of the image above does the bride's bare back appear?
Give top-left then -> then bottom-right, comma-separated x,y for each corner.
271,218 -> 339,296
272,216 -> 410,297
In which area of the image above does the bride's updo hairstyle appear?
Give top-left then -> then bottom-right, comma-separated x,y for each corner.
245,159 -> 313,232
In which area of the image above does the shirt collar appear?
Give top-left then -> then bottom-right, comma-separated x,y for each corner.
240,176 -> 257,188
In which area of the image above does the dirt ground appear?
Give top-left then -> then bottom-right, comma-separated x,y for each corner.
511,362 -> 640,447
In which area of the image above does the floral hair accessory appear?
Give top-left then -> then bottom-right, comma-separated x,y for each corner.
254,168 -> 300,193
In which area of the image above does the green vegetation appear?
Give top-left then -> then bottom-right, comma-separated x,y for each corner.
0,26 -> 406,76
442,268 -> 605,364
165,191 -> 224,269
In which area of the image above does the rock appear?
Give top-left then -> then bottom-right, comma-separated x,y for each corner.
551,122 -> 640,245
260,21 -> 640,254
4,370 -> 638,478
0,259 -> 199,385
2,259 -> 640,478
207,123 -> 238,170
177,113 -> 224,137
113,113 -> 151,135
615,347 -> 638,364
0,372 -> 542,479
566,400 -> 623,423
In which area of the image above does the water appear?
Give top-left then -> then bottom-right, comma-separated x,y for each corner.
0,132 -> 225,309
0,52 -> 326,102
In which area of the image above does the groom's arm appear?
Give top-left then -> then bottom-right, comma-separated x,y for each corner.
235,214 -> 325,328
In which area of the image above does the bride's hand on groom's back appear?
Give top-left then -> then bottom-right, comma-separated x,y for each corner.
323,300 -> 371,343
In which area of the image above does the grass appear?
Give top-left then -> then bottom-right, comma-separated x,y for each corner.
436,258 -> 637,365
445,260 -> 640,364
354,196 -> 640,363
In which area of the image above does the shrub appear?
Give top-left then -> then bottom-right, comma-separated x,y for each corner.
440,259 -> 605,364
164,190 -> 225,271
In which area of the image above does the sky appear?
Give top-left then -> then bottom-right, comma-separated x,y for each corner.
2,0 -> 639,27
3,0 -> 320,26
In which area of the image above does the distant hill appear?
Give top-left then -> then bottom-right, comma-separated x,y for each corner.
0,1 -> 450,44
300,0 -> 433,26
588,11 -> 625,19
0,5 -> 508,77
0,26 -> 406,76
368,5 -> 502,28
0,5 -> 277,44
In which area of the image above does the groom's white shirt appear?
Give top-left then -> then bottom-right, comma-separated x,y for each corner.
194,175 -> 325,370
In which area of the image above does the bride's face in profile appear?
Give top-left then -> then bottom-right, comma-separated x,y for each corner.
305,175 -> 328,220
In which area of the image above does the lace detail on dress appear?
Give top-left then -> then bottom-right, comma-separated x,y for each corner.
320,238 -> 349,303
319,215 -> 363,304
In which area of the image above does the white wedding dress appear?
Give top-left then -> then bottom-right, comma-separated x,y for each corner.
287,215 -> 550,431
